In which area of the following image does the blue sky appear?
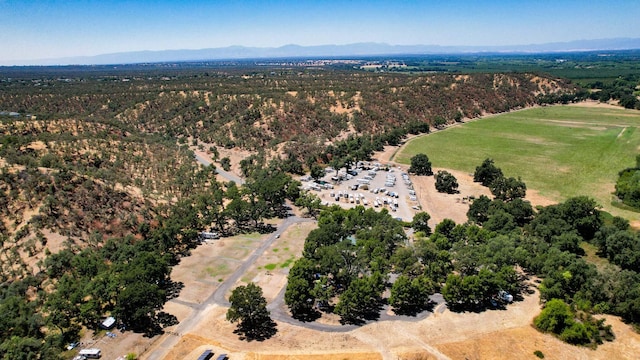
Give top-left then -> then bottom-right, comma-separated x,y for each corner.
1,0 -> 639,64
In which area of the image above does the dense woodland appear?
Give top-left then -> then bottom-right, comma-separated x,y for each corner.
0,58 -> 635,358
286,159 -> 637,347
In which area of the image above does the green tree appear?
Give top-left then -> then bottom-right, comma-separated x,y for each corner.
603,231 -> 640,271
284,258 -> 319,320
412,211 -> 432,235
295,191 -> 322,219
390,246 -> 421,276
534,298 -> 574,334
227,283 -> 276,340
310,164 -> 325,181
483,210 -> 517,234
389,275 -> 435,315
442,274 -> 465,307
219,157 -> 231,171
416,237 -> 453,283
473,158 -> 503,187
310,277 -> 333,310
0,336 -> 44,360
434,170 -> 459,194
114,282 -> 165,334
284,276 -> 316,320
242,183 -> 274,227
559,196 -> 602,240
490,176 -> 526,201
433,115 -> 447,129
334,273 -> 385,324
619,94 -> 640,109
503,198 -> 534,227
408,154 -> 433,176
224,185 -> 252,230
467,195 -> 491,224
245,167 -> 299,217
433,218 -> 456,241
194,186 -> 227,233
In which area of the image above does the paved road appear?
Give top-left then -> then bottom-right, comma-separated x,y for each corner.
267,287 -> 445,333
145,150 -> 447,358
212,216 -> 314,307
145,211 -> 445,358
144,215 -> 313,360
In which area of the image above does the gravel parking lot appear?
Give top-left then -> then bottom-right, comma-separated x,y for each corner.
301,162 -> 421,222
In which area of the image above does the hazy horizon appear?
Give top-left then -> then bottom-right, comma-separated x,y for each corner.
2,0 -> 640,65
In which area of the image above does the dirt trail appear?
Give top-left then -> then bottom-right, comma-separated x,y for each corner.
404,333 -> 451,360
351,331 -> 395,360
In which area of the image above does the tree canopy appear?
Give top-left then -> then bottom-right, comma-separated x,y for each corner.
615,156 -> 640,209
534,299 -> 613,347
434,170 -> 459,194
226,283 -> 276,340
473,158 -> 503,187
489,176 -> 527,201
408,154 -> 433,176
412,211 -> 432,235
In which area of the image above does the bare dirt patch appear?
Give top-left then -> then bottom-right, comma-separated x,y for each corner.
26,140 -> 47,151
236,222 -> 316,301
410,168 -> 491,225
438,314 -> 640,360
76,328 -> 150,360
373,145 -> 403,164
169,234 -> 263,304
40,229 -> 68,255
164,304 -> 375,360
570,100 -> 626,110
525,189 -> 557,208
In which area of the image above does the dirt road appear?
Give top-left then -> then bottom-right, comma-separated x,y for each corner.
194,153 -> 244,185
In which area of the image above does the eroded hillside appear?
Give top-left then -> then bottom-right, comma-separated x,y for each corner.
1,70 -> 574,152
0,68 -> 578,278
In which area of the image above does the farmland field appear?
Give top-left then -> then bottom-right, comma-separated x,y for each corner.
395,103 -> 640,221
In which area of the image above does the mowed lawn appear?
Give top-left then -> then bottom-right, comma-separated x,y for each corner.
395,104 -> 640,220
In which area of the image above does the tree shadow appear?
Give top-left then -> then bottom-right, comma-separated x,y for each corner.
447,297 -> 516,313
274,205 -> 293,219
339,302 -> 384,325
165,280 -> 184,300
142,322 -> 164,338
391,300 -> 436,316
124,311 -> 179,338
256,223 -> 276,234
157,311 -> 178,327
339,315 -> 366,326
446,302 -> 486,313
291,308 -> 322,322
361,304 -> 384,321
234,319 -> 278,341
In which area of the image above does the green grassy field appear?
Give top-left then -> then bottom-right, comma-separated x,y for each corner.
395,104 -> 640,221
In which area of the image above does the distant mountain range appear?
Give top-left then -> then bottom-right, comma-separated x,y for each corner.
10,38 -> 640,66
